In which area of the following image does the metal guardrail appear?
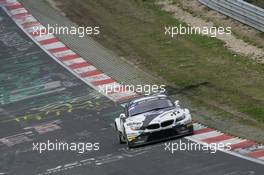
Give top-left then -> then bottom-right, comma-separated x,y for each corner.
199,0 -> 264,32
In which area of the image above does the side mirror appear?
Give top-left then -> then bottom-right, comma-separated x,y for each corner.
174,100 -> 180,108
119,113 -> 126,119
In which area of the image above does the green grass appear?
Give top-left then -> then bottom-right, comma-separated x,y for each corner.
59,0 -> 264,123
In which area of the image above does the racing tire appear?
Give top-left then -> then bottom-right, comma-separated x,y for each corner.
118,131 -> 126,144
115,123 -> 125,144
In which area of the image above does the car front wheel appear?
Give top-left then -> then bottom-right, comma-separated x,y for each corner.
118,131 -> 126,144
115,123 -> 125,144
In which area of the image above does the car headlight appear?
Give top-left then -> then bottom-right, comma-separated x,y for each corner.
126,122 -> 143,131
130,125 -> 142,130
175,115 -> 186,122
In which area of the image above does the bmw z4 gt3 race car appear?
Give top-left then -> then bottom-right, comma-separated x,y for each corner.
114,94 -> 193,148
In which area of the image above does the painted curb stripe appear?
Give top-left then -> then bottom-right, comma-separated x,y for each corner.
230,140 -> 256,150
6,3 -> 22,9
192,131 -> 222,140
63,58 -> 85,66
48,47 -> 69,53
52,49 -> 74,57
26,23 -> 43,33
68,62 -> 90,69
22,21 -> 40,28
39,38 -> 59,45
73,65 -> 97,74
9,8 -> 27,15
202,134 -> 233,144
217,138 -> 246,146
42,42 -> 65,50
13,12 -> 30,19
91,78 -> 115,86
80,70 -> 102,77
34,34 -> 55,42
248,150 -> 264,158
30,29 -> 48,36
193,127 -> 214,135
16,15 -> 36,24
84,74 -> 110,82
58,54 -> 80,61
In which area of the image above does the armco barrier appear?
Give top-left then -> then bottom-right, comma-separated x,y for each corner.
199,0 -> 264,32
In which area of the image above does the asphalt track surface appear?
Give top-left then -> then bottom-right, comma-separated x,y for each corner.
0,5 -> 263,175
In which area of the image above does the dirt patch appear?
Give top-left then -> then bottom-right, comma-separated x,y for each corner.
175,0 -> 264,48
158,0 -> 264,63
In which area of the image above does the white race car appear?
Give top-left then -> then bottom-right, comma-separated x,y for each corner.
114,94 -> 193,148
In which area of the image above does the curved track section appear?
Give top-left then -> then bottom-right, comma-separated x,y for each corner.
1,0 -> 137,102
0,0 -> 263,175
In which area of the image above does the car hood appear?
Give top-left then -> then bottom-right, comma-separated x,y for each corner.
125,107 -> 185,127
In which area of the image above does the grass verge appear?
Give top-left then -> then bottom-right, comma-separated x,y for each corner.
55,0 -> 264,123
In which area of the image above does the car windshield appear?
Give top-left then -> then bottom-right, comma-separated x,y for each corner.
128,98 -> 173,116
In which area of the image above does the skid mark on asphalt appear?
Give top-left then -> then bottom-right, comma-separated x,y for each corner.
0,5 -> 108,127
0,131 -> 34,147
0,95 -> 109,124
23,119 -> 62,134
39,145 -> 160,175
0,1 -> 263,174
224,171 -> 255,175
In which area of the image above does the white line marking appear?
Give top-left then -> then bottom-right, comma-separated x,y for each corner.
52,49 -> 75,58
73,65 -> 97,74
84,74 -> 111,82
26,24 -> 44,33
62,57 -> 84,66
64,162 -> 78,168
42,42 -> 65,50
34,34 -> 54,41
16,16 -> 36,24
80,158 -> 95,163
192,130 -> 222,140
218,138 -> 246,146
9,8 -> 27,15
259,156 -> 264,160
47,166 -> 62,172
